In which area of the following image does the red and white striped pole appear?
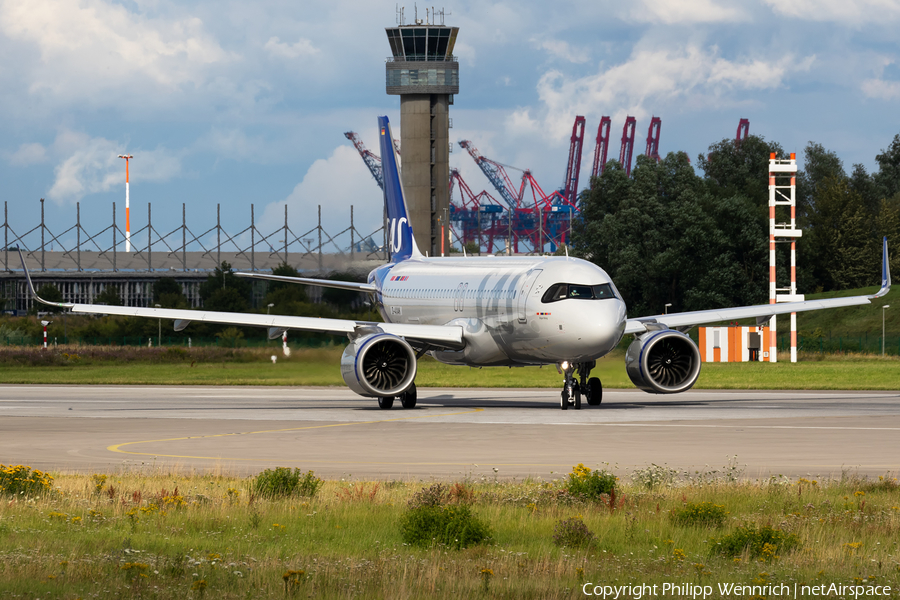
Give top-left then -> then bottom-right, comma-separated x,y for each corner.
118,154 -> 133,252
41,320 -> 51,349
789,153 -> 798,363
768,154 -> 777,363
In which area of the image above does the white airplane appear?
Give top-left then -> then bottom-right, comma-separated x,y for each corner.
21,116 -> 891,410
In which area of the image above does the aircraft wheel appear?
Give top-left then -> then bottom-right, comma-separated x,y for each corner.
574,383 -> 582,410
377,396 -> 394,410
400,383 -> 417,409
560,389 -> 569,410
586,377 -> 602,406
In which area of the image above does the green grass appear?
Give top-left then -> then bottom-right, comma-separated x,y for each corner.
0,346 -> 897,389
1,467 -> 899,598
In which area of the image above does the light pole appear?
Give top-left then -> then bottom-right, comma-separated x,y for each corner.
664,303 -> 672,314
155,304 -> 161,347
118,154 -> 133,252
883,305 -> 890,357
267,303 -> 274,315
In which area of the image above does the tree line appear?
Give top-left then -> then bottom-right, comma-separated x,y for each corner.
572,133 -> 900,318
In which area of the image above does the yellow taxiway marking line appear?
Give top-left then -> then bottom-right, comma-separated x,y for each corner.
107,407 -> 485,460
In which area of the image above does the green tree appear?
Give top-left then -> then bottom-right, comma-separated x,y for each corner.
321,271 -> 368,310
31,284 -> 63,314
152,277 -> 188,309
199,262 -> 252,311
575,152 -> 764,316
94,285 -> 122,306
699,134 -> 784,206
874,133 -> 900,200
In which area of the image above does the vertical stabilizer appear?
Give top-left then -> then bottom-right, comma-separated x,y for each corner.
378,116 -> 421,262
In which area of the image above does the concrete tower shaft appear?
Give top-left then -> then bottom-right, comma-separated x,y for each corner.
385,24 -> 459,256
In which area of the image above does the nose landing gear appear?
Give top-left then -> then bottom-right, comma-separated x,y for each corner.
558,361 -> 602,410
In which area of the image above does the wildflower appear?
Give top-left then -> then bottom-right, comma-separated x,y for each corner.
673,548 -> 686,561
481,568 -> 493,593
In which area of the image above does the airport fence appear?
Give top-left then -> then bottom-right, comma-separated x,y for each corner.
0,335 -> 343,349
3,333 -> 898,355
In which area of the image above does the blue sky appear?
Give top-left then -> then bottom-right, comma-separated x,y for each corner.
2,0 -> 900,253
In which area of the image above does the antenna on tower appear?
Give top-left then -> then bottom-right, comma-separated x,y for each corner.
396,4 -> 405,25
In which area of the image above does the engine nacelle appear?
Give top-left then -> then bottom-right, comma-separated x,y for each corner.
625,329 -> 701,394
340,333 -> 417,398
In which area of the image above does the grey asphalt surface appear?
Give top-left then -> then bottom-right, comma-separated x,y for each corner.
1,385 -> 898,480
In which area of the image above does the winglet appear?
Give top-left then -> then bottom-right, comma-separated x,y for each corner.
871,236 -> 891,299
17,248 -> 74,309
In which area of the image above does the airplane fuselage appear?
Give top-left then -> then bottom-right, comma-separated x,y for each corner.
367,254 -> 628,366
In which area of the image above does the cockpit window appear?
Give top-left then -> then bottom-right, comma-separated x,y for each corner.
541,283 -> 616,303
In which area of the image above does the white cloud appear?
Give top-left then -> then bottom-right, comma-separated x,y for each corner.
626,0 -> 748,23
264,36 -> 320,59
763,0 -> 900,24
862,78 -> 900,99
533,39 -> 591,64
45,130 -> 182,204
7,142 -> 47,166
0,0 -> 229,102
257,145 -> 385,250
520,45 -> 815,141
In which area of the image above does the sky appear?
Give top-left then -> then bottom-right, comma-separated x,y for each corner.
2,0 -> 900,256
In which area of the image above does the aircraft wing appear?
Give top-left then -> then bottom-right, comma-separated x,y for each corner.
17,250 -> 462,348
234,272 -> 378,293
625,237 -> 891,335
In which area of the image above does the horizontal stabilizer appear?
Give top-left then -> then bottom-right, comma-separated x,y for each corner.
235,272 -> 376,293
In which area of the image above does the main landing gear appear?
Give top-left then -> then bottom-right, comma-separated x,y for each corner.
377,383 -> 417,410
558,361 -> 602,410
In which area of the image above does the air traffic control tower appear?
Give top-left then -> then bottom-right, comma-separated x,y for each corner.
385,17 -> 459,256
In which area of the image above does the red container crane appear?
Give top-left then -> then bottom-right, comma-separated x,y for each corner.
619,116 -> 637,176
645,116 -> 661,162
561,116 -> 586,206
591,116 -> 611,179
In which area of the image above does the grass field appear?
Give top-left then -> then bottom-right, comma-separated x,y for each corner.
1,465 -> 898,598
0,346 -> 897,390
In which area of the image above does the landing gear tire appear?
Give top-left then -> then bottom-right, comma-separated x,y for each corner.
377,396 -> 394,410
560,389 -> 569,410
586,377 -> 603,406
573,382 -> 582,410
399,383 -> 417,409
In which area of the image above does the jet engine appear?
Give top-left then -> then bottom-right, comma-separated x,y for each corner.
625,329 -> 701,394
340,333 -> 417,398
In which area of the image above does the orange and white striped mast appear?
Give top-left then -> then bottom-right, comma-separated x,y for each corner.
118,154 -> 133,252
768,152 -> 803,363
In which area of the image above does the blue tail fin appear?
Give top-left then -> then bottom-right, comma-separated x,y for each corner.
378,116 -> 421,262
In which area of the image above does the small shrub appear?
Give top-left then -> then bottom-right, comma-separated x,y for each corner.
632,464 -> 679,490
252,468 -> 323,499
712,524 -> 800,558
399,504 -> 491,549
91,474 -> 107,494
552,516 -> 595,548
336,482 -> 380,502
449,482 -> 476,504
407,483 -> 449,509
567,463 -> 616,501
669,501 -> 728,528
0,464 -> 53,496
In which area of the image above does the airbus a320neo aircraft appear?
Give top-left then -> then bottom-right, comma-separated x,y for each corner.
21,116 -> 891,410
